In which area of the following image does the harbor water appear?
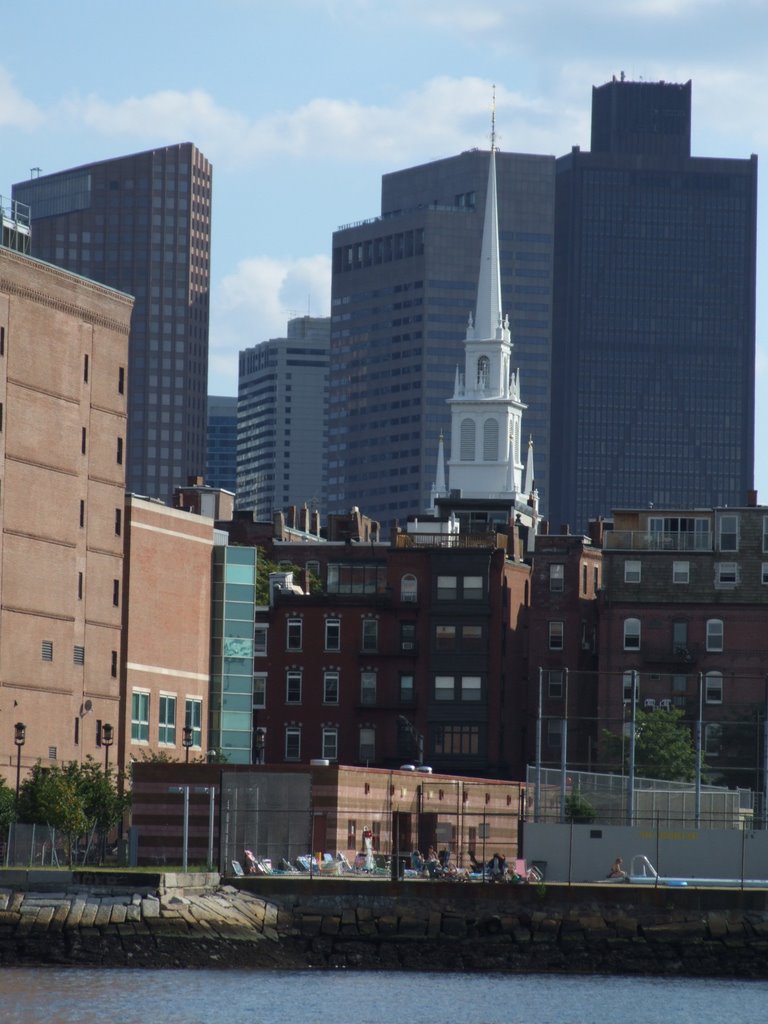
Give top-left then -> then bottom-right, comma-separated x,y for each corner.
3,967 -> 766,1024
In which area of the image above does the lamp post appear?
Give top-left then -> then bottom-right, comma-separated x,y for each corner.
14,722 -> 26,811
182,725 -> 193,764
102,722 -> 114,771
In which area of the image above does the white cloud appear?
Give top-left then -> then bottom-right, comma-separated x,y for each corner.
208,253 -> 332,394
0,68 -> 43,129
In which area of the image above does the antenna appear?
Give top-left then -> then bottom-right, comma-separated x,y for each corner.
490,84 -> 496,152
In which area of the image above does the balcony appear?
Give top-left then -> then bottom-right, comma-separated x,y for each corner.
605,530 -> 712,552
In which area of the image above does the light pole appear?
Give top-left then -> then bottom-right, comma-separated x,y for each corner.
102,722 -> 114,771
182,725 -> 193,764
14,722 -> 26,812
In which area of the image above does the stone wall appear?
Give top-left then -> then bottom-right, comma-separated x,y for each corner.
2,874 -> 768,976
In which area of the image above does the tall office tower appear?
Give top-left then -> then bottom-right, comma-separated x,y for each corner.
328,149 -> 555,529
550,78 -> 756,533
206,395 -> 237,493
13,143 -> 212,501
237,316 -> 330,518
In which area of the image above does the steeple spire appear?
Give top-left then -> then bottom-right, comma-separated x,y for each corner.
473,89 -> 503,342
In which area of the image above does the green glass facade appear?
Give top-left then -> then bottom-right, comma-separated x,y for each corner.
210,545 -> 257,763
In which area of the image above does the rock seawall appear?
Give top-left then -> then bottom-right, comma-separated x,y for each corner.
3,875 -> 768,976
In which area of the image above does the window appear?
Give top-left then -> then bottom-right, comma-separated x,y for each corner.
547,719 -> 562,747
461,676 -> 481,701
463,576 -> 483,600
582,564 -> 588,594
718,513 -> 739,552
705,723 -> 723,757
548,621 -> 564,650
401,574 -> 417,602
764,516 -> 768,553
41,640 -> 53,662
286,618 -> 302,651
118,366 -> 125,394
286,670 -> 302,704
400,621 -> 416,652
482,418 -> 499,461
131,691 -> 149,743
114,508 -> 122,536
81,427 -> 87,455
323,671 -> 339,704
400,674 -> 415,703
77,571 -> 83,600
462,625 -> 483,650
253,672 -> 267,708
715,562 -> 739,587
254,625 -> 268,656
624,560 -> 641,583
705,671 -> 723,704
73,645 -> 85,665
158,694 -> 176,745
112,579 -> 120,607
185,698 -> 202,748
435,625 -> 456,651
322,727 -> 338,762
435,675 -> 454,701
83,353 -> 89,382
327,562 -> 386,594
548,670 -> 563,698
116,437 -> 123,464
673,561 -> 689,584
359,727 -> 375,763
672,621 -> 688,653
360,671 -> 377,705
305,560 -> 320,584
460,418 -> 475,461
111,650 -> 118,678
623,618 -> 641,651
549,564 -> 564,592
706,619 -> 724,652
622,671 -> 635,703
325,618 -> 341,651
476,355 -> 490,386
80,500 -> 85,528
433,723 -> 479,755
762,563 -> 768,586
437,575 -> 457,600
361,618 -> 378,652
285,726 -> 301,761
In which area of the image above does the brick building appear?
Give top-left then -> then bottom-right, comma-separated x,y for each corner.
0,244 -> 132,784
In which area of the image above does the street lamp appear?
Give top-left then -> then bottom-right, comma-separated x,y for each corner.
102,722 -> 114,771
182,725 -> 194,764
14,722 -> 26,809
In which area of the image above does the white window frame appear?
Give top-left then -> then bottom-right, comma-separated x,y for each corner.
400,574 -> 418,602
706,618 -> 724,653
361,618 -> 378,652
624,560 -> 641,584
715,562 -> 739,587
322,727 -> 338,762
359,727 -> 375,763
461,675 -> 482,701
718,513 -> 739,552
705,671 -> 723,705
253,672 -> 267,709
285,726 -> 301,761
360,671 -> 377,705
549,564 -> 564,592
548,670 -> 563,699
435,675 -> 454,701
254,625 -> 268,656
325,617 -> 341,652
548,621 -> 564,651
185,698 -> 202,748
463,575 -> 483,600
437,575 -> 457,600
623,618 -> 641,651
323,670 -> 339,705
622,671 -> 635,704
672,561 -> 690,584
158,693 -> 176,746
400,674 -> 415,703
286,618 -> 303,651
762,563 -> 768,586
286,670 -> 302,704
131,690 -> 150,744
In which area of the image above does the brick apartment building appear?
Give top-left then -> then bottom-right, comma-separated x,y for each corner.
0,241 -> 132,784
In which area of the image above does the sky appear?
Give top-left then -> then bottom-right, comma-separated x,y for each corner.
0,0 -> 765,496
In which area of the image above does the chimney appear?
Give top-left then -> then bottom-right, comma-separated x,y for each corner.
299,503 -> 309,532
747,489 -> 758,508
311,509 -> 321,536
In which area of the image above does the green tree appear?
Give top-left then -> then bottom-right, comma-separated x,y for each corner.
565,791 -> 596,823
254,548 -> 321,603
0,776 -> 15,835
602,708 -> 699,782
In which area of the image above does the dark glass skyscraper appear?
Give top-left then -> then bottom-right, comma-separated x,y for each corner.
328,149 -> 555,528
13,143 -> 212,500
206,396 -> 237,493
550,79 -> 756,533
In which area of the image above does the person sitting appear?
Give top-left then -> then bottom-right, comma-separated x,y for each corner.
488,851 -> 507,881
608,856 -> 626,879
411,849 -> 425,872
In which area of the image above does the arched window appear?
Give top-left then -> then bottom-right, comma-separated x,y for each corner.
623,618 -> 641,650
476,356 -> 490,388
460,418 -> 475,461
400,574 -> 417,603
482,418 -> 499,461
